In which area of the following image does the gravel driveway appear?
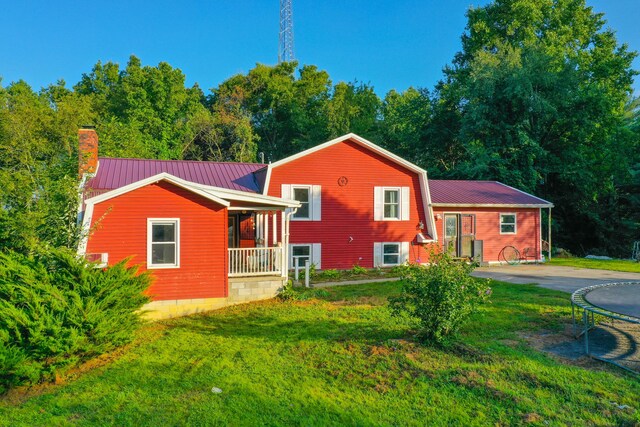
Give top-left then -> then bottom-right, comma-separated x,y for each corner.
471,264 -> 640,294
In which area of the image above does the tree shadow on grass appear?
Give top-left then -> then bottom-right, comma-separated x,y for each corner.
167,303 -> 411,345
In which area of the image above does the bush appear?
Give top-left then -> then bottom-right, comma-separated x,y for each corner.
277,282 -> 330,301
0,247 -> 151,393
317,269 -> 340,280
350,265 -> 368,275
389,253 -> 491,344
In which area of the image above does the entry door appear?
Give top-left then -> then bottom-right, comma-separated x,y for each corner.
459,214 -> 475,258
444,214 -> 476,257
444,215 -> 459,256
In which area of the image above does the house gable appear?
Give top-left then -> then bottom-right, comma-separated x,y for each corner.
83,180 -> 229,301
263,133 -> 438,243
265,137 -> 437,269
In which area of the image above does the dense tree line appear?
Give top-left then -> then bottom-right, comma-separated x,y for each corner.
0,0 -> 638,256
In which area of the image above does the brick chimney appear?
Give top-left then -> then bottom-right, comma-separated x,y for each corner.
78,126 -> 98,178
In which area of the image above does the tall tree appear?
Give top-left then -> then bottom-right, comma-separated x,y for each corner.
212,62 -> 382,161
75,56 -> 207,159
432,0 -> 638,255
0,80 -> 92,252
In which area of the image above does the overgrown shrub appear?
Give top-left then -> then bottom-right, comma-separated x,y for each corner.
350,265 -> 367,275
389,253 -> 491,343
317,269 -> 340,280
277,282 -> 329,301
0,247 -> 151,393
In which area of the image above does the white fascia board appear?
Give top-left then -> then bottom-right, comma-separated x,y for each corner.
84,173 -> 231,207
199,185 -> 301,208
262,165 -> 272,196
432,203 -> 554,208
419,171 -> 438,242
77,201 -> 94,256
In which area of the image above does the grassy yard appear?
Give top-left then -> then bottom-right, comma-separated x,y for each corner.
1,281 -> 639,426
549,257 -> 640,273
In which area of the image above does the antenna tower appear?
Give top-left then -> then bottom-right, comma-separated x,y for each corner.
278,0 -> 294,63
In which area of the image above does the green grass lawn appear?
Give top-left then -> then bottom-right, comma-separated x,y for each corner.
549,257 -> 640,273
1,281 -> 639,426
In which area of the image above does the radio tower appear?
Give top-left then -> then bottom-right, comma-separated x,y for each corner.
278,0 -> 294,63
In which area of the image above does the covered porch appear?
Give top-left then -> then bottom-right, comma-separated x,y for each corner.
224,193 -> 300,279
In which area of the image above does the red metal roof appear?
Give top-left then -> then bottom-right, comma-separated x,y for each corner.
428,180 -> 552,206
86,158 -> 266,193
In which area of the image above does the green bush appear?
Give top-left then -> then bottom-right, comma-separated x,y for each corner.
277,282 -> 329,301
317,269 -> 340,280
389,254 -> 491,344
0,247 -> 151,393
350,265 -> 368,275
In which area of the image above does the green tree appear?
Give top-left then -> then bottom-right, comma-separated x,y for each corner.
326,81 -> 380,141
0,80 -> 92,252
431,0 -> 638,255
183,85 -> 258,162
212,62 -> 382,161
75,56 -> 208,159
380,87 -> 432,166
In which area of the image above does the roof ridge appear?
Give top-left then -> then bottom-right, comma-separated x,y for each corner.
98,157 -> 266,167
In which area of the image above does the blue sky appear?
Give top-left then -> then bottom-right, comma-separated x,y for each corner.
0,1 -> 638,96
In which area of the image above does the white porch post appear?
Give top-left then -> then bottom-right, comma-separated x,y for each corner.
264,211 -> 269,247
273,212 -> 277,245
281,210 -> 287,277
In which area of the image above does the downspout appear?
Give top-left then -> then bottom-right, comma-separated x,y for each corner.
283,207 -> 298,279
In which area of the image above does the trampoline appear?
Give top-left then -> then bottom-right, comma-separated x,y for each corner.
571,282 -> 640,374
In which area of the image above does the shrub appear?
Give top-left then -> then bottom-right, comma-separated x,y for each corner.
317,269 -> 340,280
350,265 -> 368,275
277,281 -> 329,301
297,263 -> 316,281
0,247 -> 151,393
389,253 -> 491,344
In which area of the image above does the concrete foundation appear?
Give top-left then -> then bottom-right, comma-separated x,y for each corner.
143,275 -> 287,320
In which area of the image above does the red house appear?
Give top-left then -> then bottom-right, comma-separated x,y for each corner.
78,130 -> 552,318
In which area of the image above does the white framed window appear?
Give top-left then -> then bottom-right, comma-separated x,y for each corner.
384,188 -> 400,219
147,218 -> 180,268
374,242 -> 410,267
292,186 -> 311,219
382,243 -> 400,265
500,213 -> 517,234
282,184 -> 321,221
374,187 -> 410,221
289,243 -> 321,269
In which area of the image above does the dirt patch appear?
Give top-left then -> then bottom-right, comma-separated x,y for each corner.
519,321 -> 640,373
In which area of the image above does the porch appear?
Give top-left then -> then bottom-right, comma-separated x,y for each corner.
227,209 -> 293,278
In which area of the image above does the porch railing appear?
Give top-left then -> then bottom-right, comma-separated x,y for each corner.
228,247 -> 283,277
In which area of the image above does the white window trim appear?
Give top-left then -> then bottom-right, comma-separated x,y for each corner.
289,243 -> 322,270
291,185 -> 313,221
381,242 -> 401,266
283,184 -> 321,221
290,244 -> 311,269
374,241 -> 410,267
375,186 -> 410,221
383,187 -> 401,220
500,213 -> 517,235
147,218 -> 180,269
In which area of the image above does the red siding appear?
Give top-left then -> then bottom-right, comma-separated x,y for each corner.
432,207 -> 541,262
86,181 -> 228,301
267,139 -> 429,269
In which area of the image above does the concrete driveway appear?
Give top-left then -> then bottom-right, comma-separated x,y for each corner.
471,264 -> 640,294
